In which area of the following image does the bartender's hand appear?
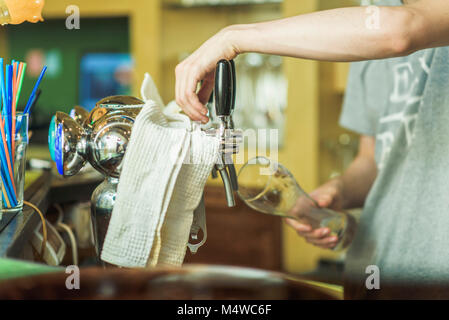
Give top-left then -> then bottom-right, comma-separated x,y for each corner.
175,27 -> 241,123
285,179 -> 344,250
286,136 -> 376,249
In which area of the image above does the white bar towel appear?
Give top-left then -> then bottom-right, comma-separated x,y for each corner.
101,74 -> 219,268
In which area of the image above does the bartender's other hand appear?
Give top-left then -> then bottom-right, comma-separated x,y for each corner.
285,179 -> 344,249
175,26 -> 241,123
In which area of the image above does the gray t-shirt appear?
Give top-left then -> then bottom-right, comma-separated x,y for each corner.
340,1 -> 449,299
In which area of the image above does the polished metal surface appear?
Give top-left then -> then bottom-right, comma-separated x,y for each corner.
217,159 -> 235,207
88,107 -> 142,178
91,177 -> 119,257
70,106 -> 89,125
55,111 -> 87,177
53,97 -> 144,178
95,95 -> 144,108
51,96 -> 144,261
205,121 -> 242,208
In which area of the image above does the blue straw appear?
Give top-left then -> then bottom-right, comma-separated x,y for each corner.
4,66 -> 9,129
6,65 -> 11,110
4,66 -> 12,164
24,66 -> 47,114
15,65 -> 47,136
11,59 -> 15,80
7,65 -> 12,136
3,63 -> 8,119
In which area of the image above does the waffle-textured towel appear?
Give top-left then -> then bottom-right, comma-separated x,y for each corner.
101,74 -> 219,268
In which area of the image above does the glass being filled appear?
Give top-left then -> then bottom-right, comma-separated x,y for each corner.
237,157 -> 356,251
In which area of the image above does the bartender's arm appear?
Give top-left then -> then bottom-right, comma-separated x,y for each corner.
285,136 -> 377,249
176,0 -> 449,122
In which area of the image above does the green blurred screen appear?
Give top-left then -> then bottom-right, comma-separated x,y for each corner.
6,17 -> 130,129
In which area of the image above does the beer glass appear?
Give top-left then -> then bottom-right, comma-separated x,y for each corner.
237,157 -> 356,250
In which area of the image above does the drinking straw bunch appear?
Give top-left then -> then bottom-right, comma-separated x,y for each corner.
0,58 -> 47,208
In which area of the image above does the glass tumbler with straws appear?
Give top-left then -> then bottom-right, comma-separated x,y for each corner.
1,113 -> 28,214
237,157 -> 356,251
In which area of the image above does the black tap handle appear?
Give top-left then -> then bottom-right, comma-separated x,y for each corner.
230,60 -> 236,114
215,59 -> 233,117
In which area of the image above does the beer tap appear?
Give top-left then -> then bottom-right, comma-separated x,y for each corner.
206,59 -> 241,207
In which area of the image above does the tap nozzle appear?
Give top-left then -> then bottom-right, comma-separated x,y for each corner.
216,156 -> 236,207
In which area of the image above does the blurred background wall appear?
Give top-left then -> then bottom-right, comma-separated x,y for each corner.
0,0 -> 361,276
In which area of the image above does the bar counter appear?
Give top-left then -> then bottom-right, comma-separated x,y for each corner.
0,168 -> 103,259
0,168 -> 344,299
